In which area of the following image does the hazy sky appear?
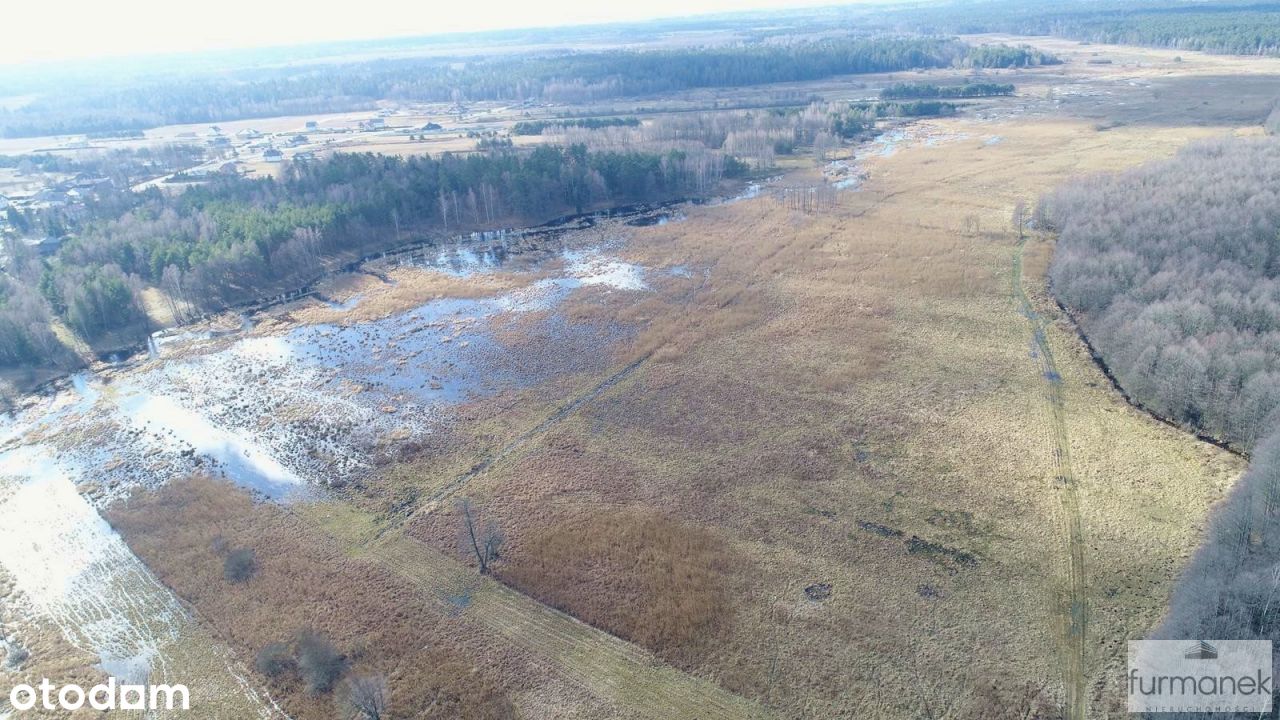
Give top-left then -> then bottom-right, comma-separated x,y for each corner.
2,0 -> 835,66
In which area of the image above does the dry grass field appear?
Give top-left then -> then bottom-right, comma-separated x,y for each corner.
97,37 -> 1275,719
109,477 -> 524,720
392,113 -> 1250,717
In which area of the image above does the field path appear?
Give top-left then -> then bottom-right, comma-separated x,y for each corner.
1012,236 -> 1088,720
325,350 -> 768,720
370,352 -> 655,547
353,531 -> 768,720
426,353 -> 651,510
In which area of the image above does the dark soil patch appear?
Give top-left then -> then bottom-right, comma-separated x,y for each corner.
804,582 -> 833,601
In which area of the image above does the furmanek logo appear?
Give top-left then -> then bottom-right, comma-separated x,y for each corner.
7,678 -> 190,712
1128,640 -> 1273,713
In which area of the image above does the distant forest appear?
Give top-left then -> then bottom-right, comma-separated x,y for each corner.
1044,137 -> 1280,670
960,43 -> 1061,68
903,0 -> 1280,56
0,37 -> 969,138
0,145 -> 744,366
8,1 -> 1280,137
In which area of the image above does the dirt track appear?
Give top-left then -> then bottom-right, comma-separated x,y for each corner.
1013,235 -> 1087,720
358,530 -> 768,720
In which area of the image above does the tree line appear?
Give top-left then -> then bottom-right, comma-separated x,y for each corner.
849,100 -> 961,118
1045,137 -> 1280,448
1,144 -> 746,367
544,101 -> 891,171
960,44 -> 1062,68
0,37 -> 970,138
1043,136 -> 1280,682
897,0 -> 1280,57
510,117 -> 641,136
880,82 -> 1015,100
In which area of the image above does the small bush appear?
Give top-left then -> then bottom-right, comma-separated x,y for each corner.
5,645 -> 30,669
294,630 -> 345,694
223,547 -> 257,583
254,642 -> 294,678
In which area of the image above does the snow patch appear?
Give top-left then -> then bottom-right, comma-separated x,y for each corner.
563,250 -> 648,291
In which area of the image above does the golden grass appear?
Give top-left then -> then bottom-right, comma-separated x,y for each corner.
103,40 -> 1278,717
107,477 -> 517,720
282,266 -> 527,327
499,511 -> 740,670
394,116 -> 1247,717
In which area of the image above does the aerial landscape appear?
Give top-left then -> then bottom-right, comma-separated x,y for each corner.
3,0 -> 1280,717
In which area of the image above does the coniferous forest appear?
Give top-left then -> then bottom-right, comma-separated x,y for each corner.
902,0 -> 1280,56
1,146 -> 744,365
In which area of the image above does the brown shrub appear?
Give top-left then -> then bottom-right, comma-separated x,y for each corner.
223,547 -> 257,583
498,510 -> 738,670
107,476 -> 515,720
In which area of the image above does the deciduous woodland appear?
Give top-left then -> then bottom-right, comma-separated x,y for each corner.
1046,138 -> 1280,449
1045,137 -> 1280,701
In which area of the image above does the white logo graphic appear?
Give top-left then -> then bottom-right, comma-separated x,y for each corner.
8,678 -> 189,712
1128,640 -> 1273,713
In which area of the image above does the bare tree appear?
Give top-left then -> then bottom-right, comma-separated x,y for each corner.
1011,200 -> 1027,239
812,131 -> 837,162
341,674 -> 389,720
0,385 -> 14,418
457,498 -> 504,574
